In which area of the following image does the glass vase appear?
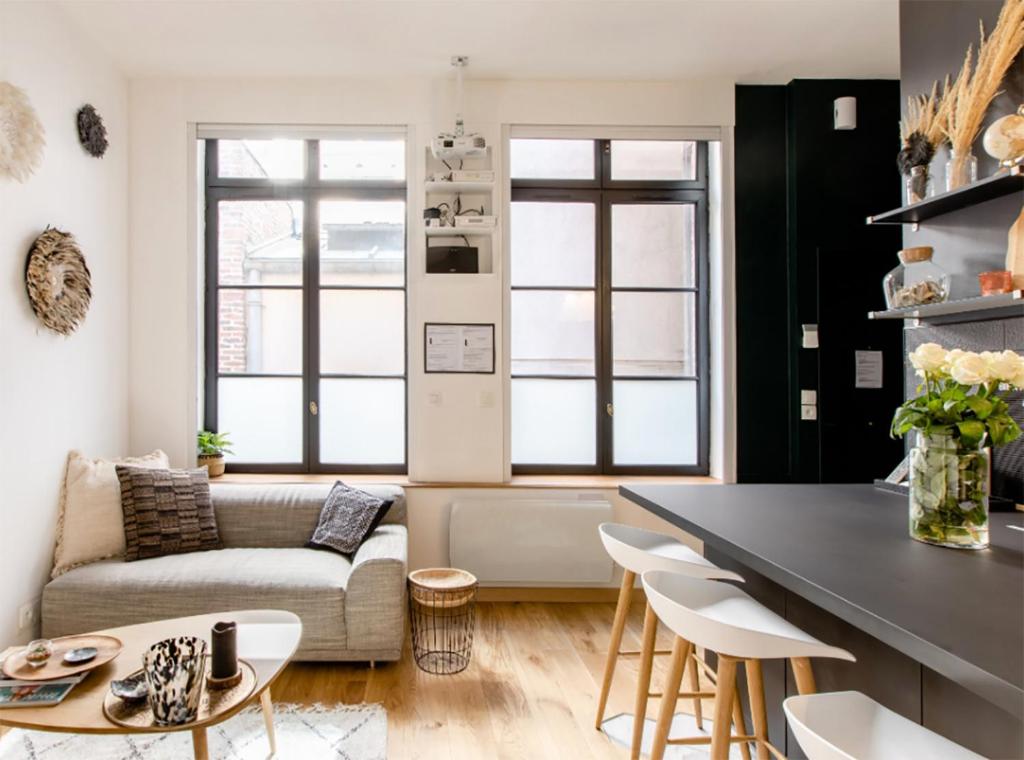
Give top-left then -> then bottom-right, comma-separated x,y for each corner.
905,164 -> 932,204
908,433 -> 990,550
945,150 -> 978,191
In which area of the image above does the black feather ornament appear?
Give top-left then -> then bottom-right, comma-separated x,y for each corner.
897,131 -> 935,176
76,104 -> 108,158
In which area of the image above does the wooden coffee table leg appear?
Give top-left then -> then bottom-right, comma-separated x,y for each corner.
191,726 -> 209,760
261,687 -> 277,754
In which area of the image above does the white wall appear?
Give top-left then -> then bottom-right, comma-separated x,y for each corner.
0,2 -> 129,644
126,76 -> 735,483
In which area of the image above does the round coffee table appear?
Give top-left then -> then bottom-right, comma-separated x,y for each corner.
0,610 -> 302,759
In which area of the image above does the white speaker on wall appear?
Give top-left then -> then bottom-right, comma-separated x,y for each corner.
834,97 -> 857,130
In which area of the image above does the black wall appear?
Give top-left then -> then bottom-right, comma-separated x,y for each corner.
898,0 -> 1024,502
736,80 -> 904,484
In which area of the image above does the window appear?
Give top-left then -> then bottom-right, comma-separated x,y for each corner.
204,136 -> 406,472
511,138 -> 708,474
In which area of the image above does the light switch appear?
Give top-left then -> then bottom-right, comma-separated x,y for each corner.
428,392 -> 443,406
801,390 -> 817,405
478,391 -> 495,408
802,324 -> 819,349
801,404 -> 818,421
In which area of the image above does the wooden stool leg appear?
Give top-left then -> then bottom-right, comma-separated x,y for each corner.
745,659 -> 770,760
595,569 -> 636,728
710,655 -> 738,760
191,727 -> 209,760
630,601 -> 659,759
650,636 -> 690,760
790,657 -> 817,695
732,670 -> 752,760
685,647 -> 704,730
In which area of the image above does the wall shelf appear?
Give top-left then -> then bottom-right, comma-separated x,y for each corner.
866,165 -> 1022,226
424,226 -> 497,238
425,180 -> 494,194
868,290 -> 1023,322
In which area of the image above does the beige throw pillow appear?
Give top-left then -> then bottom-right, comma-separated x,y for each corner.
51,449 -> 169,577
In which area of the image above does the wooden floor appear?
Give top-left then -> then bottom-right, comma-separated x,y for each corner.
272,600 -> 703,759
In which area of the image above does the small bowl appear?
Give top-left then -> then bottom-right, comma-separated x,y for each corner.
110,672 -> 149,703
24,639 -> 53,668
63,646 -> 98,664
979,270 -> 1014,296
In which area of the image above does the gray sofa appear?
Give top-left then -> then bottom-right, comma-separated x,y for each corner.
41,483 -> 407,662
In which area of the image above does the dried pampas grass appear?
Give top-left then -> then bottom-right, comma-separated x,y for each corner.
942,0 -> 1024,182
25,228 -> 92,336
0,81 -> 46,182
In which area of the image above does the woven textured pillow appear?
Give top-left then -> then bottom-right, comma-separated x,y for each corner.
115,466 -> 221,561
307,482 -> 392,555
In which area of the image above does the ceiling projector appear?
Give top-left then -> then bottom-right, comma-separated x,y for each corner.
431,56 -> 487,160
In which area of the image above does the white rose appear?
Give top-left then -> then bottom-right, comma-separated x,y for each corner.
942,348 -> 967,374
985,350 -> 1024,384
949,352 -> 989,386
909,343 -> 947,374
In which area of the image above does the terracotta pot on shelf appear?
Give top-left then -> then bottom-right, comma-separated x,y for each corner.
978,270 -> 1014,296
198,453 -> 225,477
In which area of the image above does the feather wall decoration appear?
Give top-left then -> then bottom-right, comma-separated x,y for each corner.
0,81 -> 46,182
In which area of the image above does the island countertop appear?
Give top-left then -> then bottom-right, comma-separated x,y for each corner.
620,483 -> 1024,716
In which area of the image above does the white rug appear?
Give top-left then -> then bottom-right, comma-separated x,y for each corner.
602,712 -> 745,759
0,703 -> 386,760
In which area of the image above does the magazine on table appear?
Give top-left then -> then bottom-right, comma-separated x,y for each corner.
0,648 -> 90,708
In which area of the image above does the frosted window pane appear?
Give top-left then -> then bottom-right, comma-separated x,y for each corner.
512,291 -> 594,376
512,379 -> 595,464
612,292 -> 694,377
320,290 -> 404,375
612,204 -> 695,288
320,201 -> 405,286
511,202 -> 595,287
218,289 -> 302,374
613,380 -> 697,465
320,379 -> 405,464
610,140 -> 696,180
320,139 -> 405,180
218,378 -> 302,463
218,139 -> 304,179
218,201 -> 303,286
510,139 -> 594,180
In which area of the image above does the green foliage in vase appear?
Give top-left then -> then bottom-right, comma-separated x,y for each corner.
197,430 -> 234,457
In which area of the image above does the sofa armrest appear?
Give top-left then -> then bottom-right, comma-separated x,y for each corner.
345,524 -> 408,654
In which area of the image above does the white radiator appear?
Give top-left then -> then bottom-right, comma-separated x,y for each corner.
449,498 -> 614,585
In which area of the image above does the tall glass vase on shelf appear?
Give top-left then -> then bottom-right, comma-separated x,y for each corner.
945,150 -> 978,191
905,165 -> 932,204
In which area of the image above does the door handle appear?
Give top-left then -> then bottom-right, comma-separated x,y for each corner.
309,401 -> 318,416
606,403 -> 614,417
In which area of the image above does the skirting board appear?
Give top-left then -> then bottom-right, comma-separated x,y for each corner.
476,587 -> 648,603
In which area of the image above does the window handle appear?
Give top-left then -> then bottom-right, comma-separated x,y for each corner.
606,403 -> 614,417
309,401 -> 318,416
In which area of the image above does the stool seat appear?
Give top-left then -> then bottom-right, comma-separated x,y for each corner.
643,570 -> 855,662
784,691 -> 985,760
599,523 -> 743,581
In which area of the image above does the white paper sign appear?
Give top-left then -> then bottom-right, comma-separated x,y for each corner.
855,350 -> 883,389
425,324 -> 494,373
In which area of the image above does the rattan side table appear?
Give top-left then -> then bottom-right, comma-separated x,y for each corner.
408,568 -> 478,675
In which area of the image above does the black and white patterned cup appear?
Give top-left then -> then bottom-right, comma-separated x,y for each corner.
143,636 -> 207,726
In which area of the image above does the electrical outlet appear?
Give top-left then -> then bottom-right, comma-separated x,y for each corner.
801,404 -> 818,421
18,600 -> 39,632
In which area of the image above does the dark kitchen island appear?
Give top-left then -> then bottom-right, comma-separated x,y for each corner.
621,483 -> 1024,759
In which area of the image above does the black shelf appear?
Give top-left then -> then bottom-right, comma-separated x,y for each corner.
866,165 -> 1022,226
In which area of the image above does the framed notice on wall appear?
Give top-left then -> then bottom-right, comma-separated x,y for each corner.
424,323 -> 495,374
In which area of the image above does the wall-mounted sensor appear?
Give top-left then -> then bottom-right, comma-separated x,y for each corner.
834,97 -> 856,130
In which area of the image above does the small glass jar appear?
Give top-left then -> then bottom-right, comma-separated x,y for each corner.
945,150 -> 978,191
24,639 -> 53,668
883,246 -> 950,309
905,165 -> 932,204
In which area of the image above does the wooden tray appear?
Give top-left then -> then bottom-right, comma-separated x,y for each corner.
2,634 -> 123,681
102,659 -> 257,731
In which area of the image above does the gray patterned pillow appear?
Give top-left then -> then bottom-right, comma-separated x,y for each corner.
307,482 -> 392,555
116,466 -> 221,561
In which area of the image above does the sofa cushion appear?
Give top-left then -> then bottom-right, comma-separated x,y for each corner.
41,548 -> 350,655
210,483 -> 406,549
308,482 -> 393,555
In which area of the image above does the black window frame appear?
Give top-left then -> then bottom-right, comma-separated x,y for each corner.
510,139 -> 710,475
203,137 -> 408,474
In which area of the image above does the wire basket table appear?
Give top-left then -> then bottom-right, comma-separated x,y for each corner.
408,568 -> 479,675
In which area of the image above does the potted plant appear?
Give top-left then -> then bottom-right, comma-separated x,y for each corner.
197,430 -> 233,478
891,344 -> 1023,549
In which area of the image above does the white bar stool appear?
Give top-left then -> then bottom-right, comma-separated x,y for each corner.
784,691 -> 985,760
642,570 -> 856,760
596,523 -> 745,760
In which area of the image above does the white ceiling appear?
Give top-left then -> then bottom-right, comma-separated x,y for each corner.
54,0 -> 900,83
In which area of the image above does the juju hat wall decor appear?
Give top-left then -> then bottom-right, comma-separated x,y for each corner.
25,228 -> 92,336
0,81 -> 46,182
76,104 -> 108,157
